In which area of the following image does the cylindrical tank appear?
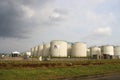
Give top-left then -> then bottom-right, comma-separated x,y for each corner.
26,52 -> 31,56
101,45 -> 114,55
90,46 -> 101,56
43,43 -> 50,57
114,46 -> 120,56
67,43 -> 72,57
24,52 -> 31,59
50,40 -> 67,57
71,42 -> 87,57
30,47 -> 34,57
87,48 -> 90,57
38,45 -> 43,56
34,46 -> 39,57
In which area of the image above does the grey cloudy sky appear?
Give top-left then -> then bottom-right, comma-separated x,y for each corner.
0,0 -> 120,53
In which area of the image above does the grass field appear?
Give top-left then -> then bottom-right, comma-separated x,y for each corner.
0,60 -> 120,80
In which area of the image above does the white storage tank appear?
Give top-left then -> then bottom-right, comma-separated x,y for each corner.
38,45 -> 43,56
26,52 -> 31,56
24,52 -> 31,59
114,46 -> 120,56
50,40 -> 67,57
34,46 -> 39,57
32,47 -> 36,57
87,48 -> 90,57
71,42 -> 87,57
101,45 -> 114,55
30,47 -> 34,57
90,46 -> 101,56
67,43 -> 72,57
43,43 -> 50,57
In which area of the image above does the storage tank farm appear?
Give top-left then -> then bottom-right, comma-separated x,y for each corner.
101,45 -> 114,55
114,46 -> 120,57
30,40 -> 120,60
43,43 -> 50,57
38,45 -> 43,56
50,40 -> 67,57
71,42 -> 87,57
90,46 -> 101,57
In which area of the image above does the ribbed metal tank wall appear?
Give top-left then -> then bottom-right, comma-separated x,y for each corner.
50,40 -> 67,57
101,45 -> 114,55
114,46 -> 120,56
90,47 -> 101,56
38,45 -> 43,56
67,43 -> 72,57
43,43 -> 50,57
71,42 -> 87,57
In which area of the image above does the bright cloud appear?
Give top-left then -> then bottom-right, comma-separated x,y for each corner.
95,27 -> 112,36
21,5 -> 35,18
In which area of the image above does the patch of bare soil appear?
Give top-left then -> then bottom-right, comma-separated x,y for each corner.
60,73 -> 120,80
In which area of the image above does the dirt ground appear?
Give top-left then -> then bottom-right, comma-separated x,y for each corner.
83,74 -> 120,80
61,73 -> 120,80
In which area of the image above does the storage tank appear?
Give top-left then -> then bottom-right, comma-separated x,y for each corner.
24,52 -> 31,59
114,46 -> 120,56
71,42 -> 87,57
43,43 -> 50,57
87,48 -> 90,57
101,45 -> 114,55
26,52 -> 31,56
38,45 -> 43,56
90,46 -> 101,56
30,47 -> 34,57
67,43 -> 72,57
50,40 -> 67,57
34,46 -> 39,57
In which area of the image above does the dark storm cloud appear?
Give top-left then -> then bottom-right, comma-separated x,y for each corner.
0,0 -> 50,38
21,0 -> 50,8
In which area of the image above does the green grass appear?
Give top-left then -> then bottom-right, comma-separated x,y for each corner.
0,60 -> 120,80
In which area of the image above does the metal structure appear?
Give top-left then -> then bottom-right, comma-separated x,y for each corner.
11,51 -> 20,57
67,43 -> 72,57
43,43 -> 50,57
87,48 -> 90,57
71,42 -> 87,57
34,46 -> 39,57
29,40 -> 120,60
50,40 -> 67,57
31,48 -> 34,57
90,46 -> 101,56
101,45 -> 114,55
38,45 -> 43,56
114,46 -> 120,56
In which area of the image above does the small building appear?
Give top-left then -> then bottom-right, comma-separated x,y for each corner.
11,51 -> 20,57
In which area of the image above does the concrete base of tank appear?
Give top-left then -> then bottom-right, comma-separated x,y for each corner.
110,55 -> 118,59
92,54 -> 102,59
101,54 -> 117,59
114,55 -> 120,59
